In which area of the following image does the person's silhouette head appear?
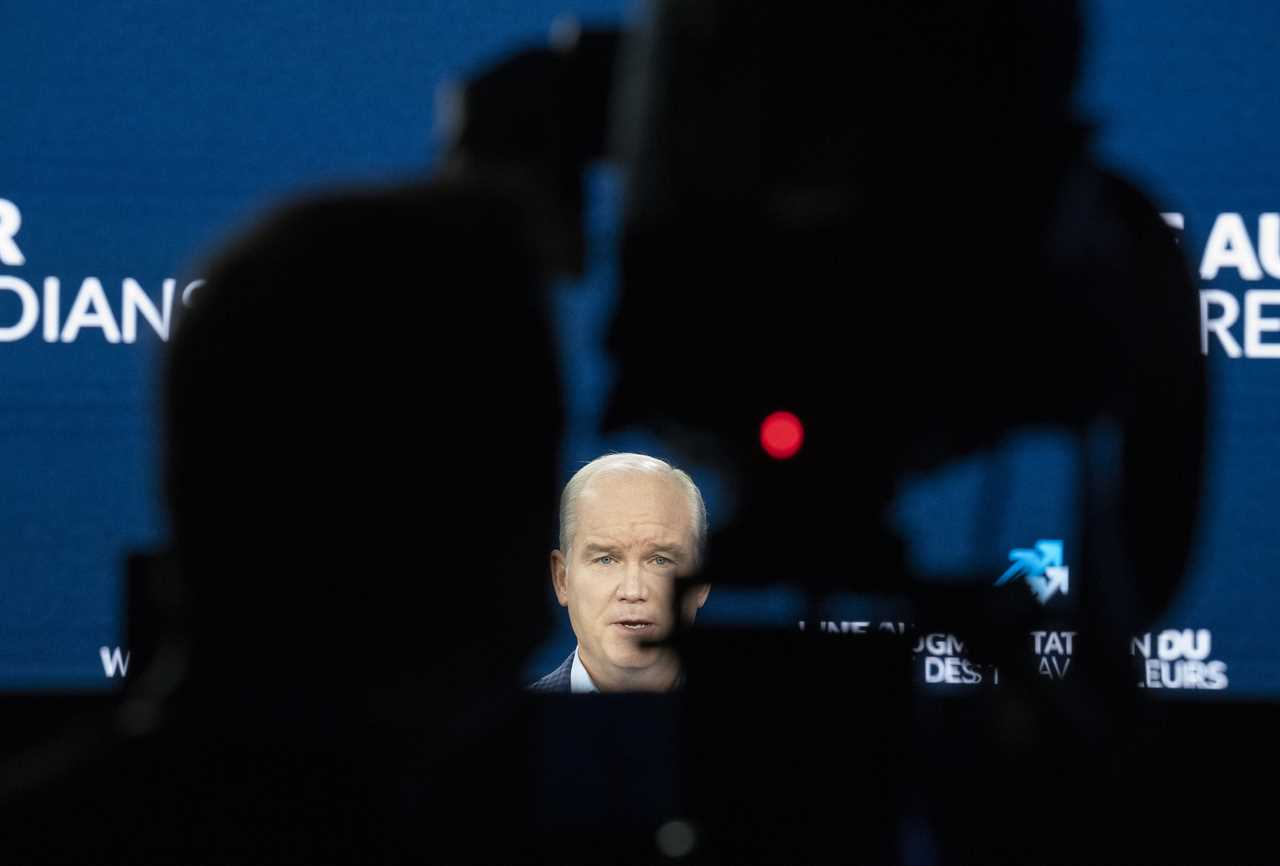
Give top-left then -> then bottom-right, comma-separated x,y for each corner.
163,181 -> 562,697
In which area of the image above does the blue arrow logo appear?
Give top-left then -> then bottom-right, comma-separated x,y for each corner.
994,540 -> 1068,604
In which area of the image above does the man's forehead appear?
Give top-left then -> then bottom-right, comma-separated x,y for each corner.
579,532 -> 689,552
575,471 -> 696,538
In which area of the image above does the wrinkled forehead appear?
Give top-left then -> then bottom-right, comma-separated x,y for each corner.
574,470 -> 697,548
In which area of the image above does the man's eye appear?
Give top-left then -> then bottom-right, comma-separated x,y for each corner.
594,555 -> 615,565
652,556 -> 671,566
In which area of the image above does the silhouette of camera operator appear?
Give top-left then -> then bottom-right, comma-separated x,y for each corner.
1,180 -> 563,864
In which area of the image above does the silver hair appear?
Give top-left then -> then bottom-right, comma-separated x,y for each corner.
558,452 -> 708,564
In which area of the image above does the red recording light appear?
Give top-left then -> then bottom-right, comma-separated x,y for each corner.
760,411 -> 804,460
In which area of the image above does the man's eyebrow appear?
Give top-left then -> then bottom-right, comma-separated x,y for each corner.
580,542 -> 618,555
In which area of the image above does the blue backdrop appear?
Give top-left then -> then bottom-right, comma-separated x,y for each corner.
1,1 -> 1275,694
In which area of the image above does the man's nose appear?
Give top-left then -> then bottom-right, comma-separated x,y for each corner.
618,563 -> 646,601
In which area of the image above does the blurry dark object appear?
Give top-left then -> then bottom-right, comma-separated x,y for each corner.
1,180 -> 563,864
607,0 -> 1204,620
439,2 -> 1205,620
437,25 -> 620,278
603,3 -> 1205,860
438,1 -> 1210,862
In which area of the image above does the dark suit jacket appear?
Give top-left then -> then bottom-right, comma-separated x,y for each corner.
528,651 -> 574,692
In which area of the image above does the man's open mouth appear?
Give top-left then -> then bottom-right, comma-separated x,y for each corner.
614,620 -> 655,631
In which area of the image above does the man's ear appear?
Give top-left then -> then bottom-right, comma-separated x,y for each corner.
551,550 -> 569,607
681,582 -> 712,624
694,583 -> 711,610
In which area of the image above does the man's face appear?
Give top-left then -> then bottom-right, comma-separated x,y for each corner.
551,471 -> 709,690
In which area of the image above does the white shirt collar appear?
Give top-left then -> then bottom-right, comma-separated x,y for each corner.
570,646 -> 600,694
